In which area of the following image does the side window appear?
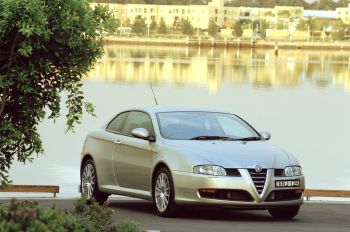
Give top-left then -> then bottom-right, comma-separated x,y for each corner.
122,111 -> 154,136
106,112 -> 129,133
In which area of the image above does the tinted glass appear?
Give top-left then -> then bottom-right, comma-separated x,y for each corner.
157,112 -> 259,140
122,111 -> 154,136
106,112 -> 129,133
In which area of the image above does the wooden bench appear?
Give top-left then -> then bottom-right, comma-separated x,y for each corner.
0,185 -> 59,197
304,189 -> 350,201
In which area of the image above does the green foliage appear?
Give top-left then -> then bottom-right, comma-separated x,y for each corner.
73,197 -> 116,231
180,19 -> 194,36
259,20 -> 267,39
149,19 -> 157,33
132,16 -> 147,35
157,18 -> 167,34
0,198 -> 145,232
208,18 -> 217,37
278,10 -> 291,18
116,221 -> 146,232
332,20 -> 347,41
0,199 -> 95,231
94,4 -> 119,35
0,0 -> 116,186
233,21 -> 243,38
297,17 -> 316,32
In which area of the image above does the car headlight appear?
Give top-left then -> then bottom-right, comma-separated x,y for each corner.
284,166 -> 302,177
193,165 -> 227,176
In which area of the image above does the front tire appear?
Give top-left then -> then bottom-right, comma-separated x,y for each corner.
81,159 -> 109,204
268,206 -> 300,220
152,167 -> 177,217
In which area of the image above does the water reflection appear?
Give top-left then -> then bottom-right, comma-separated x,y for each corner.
87,45 -> 350,92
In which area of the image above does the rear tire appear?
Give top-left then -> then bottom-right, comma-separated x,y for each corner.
81,159 -> 109,205
152,167 -> 177,217
268,206 -> 300,220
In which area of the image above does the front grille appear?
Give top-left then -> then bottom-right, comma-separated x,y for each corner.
248,169 -> 267,194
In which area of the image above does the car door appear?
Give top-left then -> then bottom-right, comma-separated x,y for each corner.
103,112 -> 129,186
113,111 -> 154,191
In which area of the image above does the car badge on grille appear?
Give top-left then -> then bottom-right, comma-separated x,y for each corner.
255,165 -> 262,172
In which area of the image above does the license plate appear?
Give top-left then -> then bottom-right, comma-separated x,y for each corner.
275,180 -> 300,188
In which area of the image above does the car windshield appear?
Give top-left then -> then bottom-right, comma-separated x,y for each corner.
157,112 -> 261,140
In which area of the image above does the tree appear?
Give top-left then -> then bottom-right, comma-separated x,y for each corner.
332,20 -> 347,41
233,21 -> 243,38
260,20 -> 268,39
150,18 -> 157,33
306,17 -> 316,36
132,16 -> 147,35
180,19 -> 194,36
0,0 -> 115,186
173,18 -> 181,31
157,18 -> 167,34
278,10 -> 291,18
208,18 -> 218,37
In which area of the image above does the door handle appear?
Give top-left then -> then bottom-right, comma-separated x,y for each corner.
114,140 -> 122,145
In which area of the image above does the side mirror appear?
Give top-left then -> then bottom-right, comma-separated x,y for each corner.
131,128 -> 150,140
260,131 -> 271,140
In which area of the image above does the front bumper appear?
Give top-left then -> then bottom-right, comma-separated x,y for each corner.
172,169 -> 305,208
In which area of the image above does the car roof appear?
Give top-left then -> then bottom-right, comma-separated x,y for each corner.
123,106 -> 229,114
101,106 -> 232,129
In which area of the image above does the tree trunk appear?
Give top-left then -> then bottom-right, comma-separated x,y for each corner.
0,94 -> 5,118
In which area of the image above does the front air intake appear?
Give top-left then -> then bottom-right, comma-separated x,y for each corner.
248,169 -> 267,194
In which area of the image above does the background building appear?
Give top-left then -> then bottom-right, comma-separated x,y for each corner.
90,0 -> 305,30
336,3 -> 350,24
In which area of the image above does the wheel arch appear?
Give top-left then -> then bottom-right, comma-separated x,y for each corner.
151,162 -> 173,194
81,154 -> 94,175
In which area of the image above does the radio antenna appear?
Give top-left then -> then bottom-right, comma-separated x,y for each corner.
149,82 -> 158,105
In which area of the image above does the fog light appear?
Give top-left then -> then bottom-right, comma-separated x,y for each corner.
294,189 -> 303,194
199,188 -> 216,194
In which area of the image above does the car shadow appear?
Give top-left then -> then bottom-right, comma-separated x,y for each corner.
108,199 -> 300,222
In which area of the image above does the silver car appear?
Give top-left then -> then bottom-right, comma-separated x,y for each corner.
80,106 -> 305,219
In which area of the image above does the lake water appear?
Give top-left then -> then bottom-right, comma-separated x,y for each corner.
5,45 -> 350,198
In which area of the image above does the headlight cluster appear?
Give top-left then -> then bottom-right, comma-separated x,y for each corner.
284,166 -> 302,176
193,165 -> 227,176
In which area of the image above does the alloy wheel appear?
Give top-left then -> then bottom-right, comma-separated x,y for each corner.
81,163 -> 96,199
155,172 -> 170,212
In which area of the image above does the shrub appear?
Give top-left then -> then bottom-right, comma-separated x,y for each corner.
0,199 -> 95,231
116,221 -> 146,232
0,198 -> 145,232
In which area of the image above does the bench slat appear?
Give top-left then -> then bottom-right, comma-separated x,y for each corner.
0,185 -> 59,197
304,189 -> 350,198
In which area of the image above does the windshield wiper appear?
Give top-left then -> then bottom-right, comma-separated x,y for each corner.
236,136 -> 262,141
190,136 -> 230,140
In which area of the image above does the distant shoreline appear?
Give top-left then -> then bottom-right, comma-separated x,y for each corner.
103,36 -> 350,50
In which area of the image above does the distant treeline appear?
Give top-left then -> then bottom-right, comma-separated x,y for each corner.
226,0 -> 350,10
92,0 -> 350,10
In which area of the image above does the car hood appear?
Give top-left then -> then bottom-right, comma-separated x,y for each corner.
162,140 -> 291,169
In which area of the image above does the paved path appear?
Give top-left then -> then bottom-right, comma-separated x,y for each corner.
1,198 -> 350,232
